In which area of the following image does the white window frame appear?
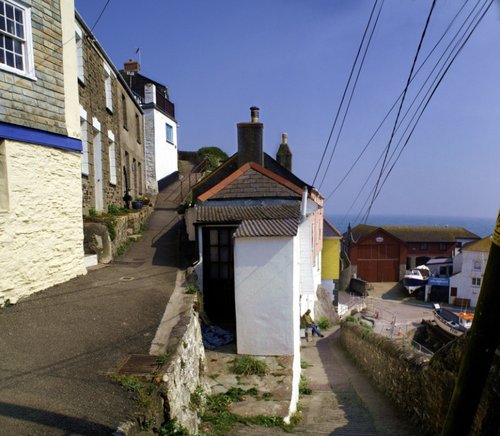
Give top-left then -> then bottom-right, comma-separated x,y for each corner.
104,63 -> 113,111
165,123 -> 173,143
472,277 -> 481,287
75,24 -> 84,83
108,130 -> 117,185
80,106 -> 89,175
0,0 -> 35,79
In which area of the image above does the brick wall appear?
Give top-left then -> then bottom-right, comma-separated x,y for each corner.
0,0 -> 67,135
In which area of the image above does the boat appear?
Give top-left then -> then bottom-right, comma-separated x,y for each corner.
403,265 -> 430,294
432,303 -> 474,337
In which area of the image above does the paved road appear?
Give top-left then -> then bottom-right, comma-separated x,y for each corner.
0,176 -> 183,435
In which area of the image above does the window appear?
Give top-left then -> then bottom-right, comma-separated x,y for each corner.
439,243 -> 447,251
0,140 -> 9,210
472,277 -> 481,287
135,114 -> 141,143
75,25 -> 84,82
104,64 -> 113,111
166,123 -> 173,143
0,0 -> 34,78
420,243 -> 428,250
473,259 -> 481,270
108,131 -> 116,185
122,94 -> 128,129
80,107 -> 89,175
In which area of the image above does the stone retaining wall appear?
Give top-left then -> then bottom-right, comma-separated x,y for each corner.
340,322 -> 499,435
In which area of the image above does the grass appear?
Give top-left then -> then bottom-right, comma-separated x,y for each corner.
231,356 -> 269,376
200,388 -> 300,435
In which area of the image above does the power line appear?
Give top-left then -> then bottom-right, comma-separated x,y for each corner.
364,0 -> 437,223
324,0 -> 471,202
312,0 -> 380,186
318,0 -> 385,190
91,0 -> 112,31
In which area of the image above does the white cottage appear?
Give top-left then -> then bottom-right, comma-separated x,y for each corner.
450,236 -> 492,308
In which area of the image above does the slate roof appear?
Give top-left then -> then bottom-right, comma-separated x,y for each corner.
350,224 -> 480,244
192,153 -> 312,201
462,236 -> 492,252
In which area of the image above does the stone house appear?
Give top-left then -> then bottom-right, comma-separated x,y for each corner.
346,224 -> 480,282
120,60 -> 178,195
0,0 -> 86,305
449,236 -> 491,308
76,13 -> 145,213
185,107 -> 324,419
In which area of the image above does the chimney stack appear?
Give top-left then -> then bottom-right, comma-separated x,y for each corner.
237,106 -> 264,167
124,59 -> 140,74
276,132 -> 292,171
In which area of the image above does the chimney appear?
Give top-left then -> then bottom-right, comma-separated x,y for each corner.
124,59 -> 140,74
144,83 -> 156,104
276,132 -> 292,171
237,106 -> 264,167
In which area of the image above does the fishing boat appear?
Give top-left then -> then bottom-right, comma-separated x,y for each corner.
403,265 -> 430,294
432,303 -> 473,337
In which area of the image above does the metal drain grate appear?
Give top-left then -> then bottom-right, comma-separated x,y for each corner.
112,354 -> 159,377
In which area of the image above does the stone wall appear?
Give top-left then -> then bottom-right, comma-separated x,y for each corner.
340,322 -> 500,435
0,140 -> 86,305
0,0 -> 67,136
83,206 -> 153,262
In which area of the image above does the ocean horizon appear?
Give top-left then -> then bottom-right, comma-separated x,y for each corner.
326,213 -> 496,238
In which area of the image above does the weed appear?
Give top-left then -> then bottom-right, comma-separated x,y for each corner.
110,374 -> 144,393
299,375 -> 312,396
117,240 -> 132,256
155,352 -> 170,366
317,316 -> 331,330
261,392 -> 273,400
301,359 -> 312,369
231,356 -> 269,376
186,284 -> 198,294
160,419 -> 190,435
89,208 -> 97,216
189,385 -> 206,411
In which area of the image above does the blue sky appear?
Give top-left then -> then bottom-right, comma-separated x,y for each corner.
75,0 -> 500,222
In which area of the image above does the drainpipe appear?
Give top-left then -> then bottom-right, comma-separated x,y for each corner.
300,187 -> 308,220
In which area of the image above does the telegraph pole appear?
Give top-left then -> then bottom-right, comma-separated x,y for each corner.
441,209 -> 500,435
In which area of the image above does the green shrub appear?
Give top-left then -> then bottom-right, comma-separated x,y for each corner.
317,316 -> 331,330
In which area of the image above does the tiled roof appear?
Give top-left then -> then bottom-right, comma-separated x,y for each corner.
462,236 -> 492,252
234,218 -> 298,237
350,224 -> 480,243
196,204 -> 301,223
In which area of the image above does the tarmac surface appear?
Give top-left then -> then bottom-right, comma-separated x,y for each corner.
0,174 -> 185,435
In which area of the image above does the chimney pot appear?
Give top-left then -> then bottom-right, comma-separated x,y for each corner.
250,106 -> 260,123
282,132 -> 288,144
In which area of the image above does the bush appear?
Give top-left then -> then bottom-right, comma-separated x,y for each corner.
317,316 -> 331,330
197,146 -> 228,173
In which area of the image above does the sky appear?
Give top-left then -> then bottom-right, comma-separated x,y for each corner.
75,0 -> 500,223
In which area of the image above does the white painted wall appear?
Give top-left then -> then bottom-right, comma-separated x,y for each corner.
234,236 -> 296,356
450,250 -> 488,307
154,110 -> 178,181
0,140 -> 86,305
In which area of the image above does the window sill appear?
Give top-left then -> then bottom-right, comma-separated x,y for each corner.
0,65 -> 37,81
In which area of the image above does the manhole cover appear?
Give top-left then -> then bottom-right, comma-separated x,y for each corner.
112,354 -> 159,376
119,276 -> 135,281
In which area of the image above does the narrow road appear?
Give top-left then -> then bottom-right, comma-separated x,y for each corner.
0,176 -> 184,435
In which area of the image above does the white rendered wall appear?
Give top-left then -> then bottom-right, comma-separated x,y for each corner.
234,236 -> 296,356
450,250 -> 487,307
154,110 -> 178,181
0,140 -> 87,305
299,217 -> 317,317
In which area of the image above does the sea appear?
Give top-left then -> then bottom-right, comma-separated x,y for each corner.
326,214 -> 496,238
